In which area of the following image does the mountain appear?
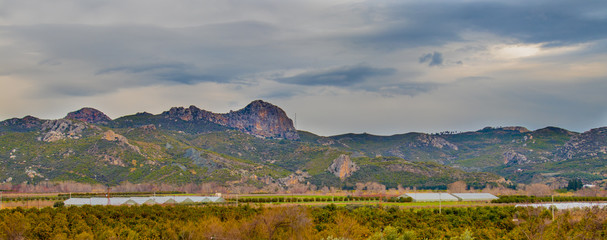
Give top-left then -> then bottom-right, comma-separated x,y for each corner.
1,100 -> 607,189
0,115 -> 43,132
299,126 -> 607,184
65,107 -> 112,124
160,100 -> 299,140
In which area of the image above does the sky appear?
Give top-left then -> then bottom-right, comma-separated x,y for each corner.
1,0 -> 607,136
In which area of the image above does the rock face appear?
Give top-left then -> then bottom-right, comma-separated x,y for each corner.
278,170 -> 311,186
65,107 -> 111,124
501,126 -> 531,133
414,134 -> 458,150
556,127 -> 607,160
38,119 -> 87,142
328,154 -> 359,180
102,130 -> 141,153
224,100 -> 299,140
163,100 -> 299,140
503,150 -> 529,165
0,116 -> 43,131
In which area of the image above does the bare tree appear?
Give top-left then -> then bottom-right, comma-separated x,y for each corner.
525,183 -> 552,197
448,181 -> 467,193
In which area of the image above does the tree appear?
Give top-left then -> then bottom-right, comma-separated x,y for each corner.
0,212 -> 30,240
448,181 -> 467,193
525,183 -> 552,196
566,179 -> 583,191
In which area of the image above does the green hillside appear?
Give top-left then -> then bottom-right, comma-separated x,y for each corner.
3,103 -> 607,189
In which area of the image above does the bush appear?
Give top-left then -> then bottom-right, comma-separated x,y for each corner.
53,201 -> 65,208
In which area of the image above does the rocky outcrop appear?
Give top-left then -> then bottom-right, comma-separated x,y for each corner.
328,154 -> 359,180
413,134 -> 458,150
224,100 -> 299,140
501,126 -> 531,133
102,130 -> 141,153
138,124 -> 157,131
162,100 -> 299,140
503,150 -> 529,165
101,154 -> 126,167
278,170 -> 311,186
163,105 -> 217,122
65,107 -> 111,124
555,127 -> 607,160
0,116 -> 43,131
38,119 -> 87,142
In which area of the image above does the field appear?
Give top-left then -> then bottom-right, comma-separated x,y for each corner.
2,203 -> 607,239
3,191 -> 607,239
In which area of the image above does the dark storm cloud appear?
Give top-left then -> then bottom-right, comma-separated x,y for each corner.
278,65 -> 396,87
419,52 -> 443,67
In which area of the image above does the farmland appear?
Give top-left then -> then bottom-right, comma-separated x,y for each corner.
2,203 -> 607,239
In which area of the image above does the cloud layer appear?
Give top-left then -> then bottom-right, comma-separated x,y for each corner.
1,0 -> 606,135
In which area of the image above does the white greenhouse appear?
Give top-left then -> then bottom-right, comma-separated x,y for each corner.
64,196 -> 224,206
451,193 -> 498,202
401,193 -> 459,202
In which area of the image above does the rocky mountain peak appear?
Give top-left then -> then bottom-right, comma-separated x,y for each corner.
164,105 -> 208,121
1,115 -> 43,130
225,100 -> 299,140
65,107 -> 111,124
161,100 -> 299,140
241,100 -> 272,111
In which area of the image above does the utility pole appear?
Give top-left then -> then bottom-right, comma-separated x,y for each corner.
439,192 -> 442,214
552,195 -> 555,221
107,186 -> 111,206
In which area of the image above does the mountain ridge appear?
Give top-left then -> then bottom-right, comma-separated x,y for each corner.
2,101 -> 607,189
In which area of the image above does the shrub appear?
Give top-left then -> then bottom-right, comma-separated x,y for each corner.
53,201 -> 65,208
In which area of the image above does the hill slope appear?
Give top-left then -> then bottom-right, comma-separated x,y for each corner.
0,101 -> 498,189
2,101 -> 607,188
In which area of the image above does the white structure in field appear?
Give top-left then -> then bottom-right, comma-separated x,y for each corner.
516,202 -> 607,210
402,193 -> 459,202
451,193 -> 498,201
64,196 -> 224,206
400,193 -> 497,202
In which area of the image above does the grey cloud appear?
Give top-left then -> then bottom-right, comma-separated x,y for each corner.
278,65 -> 396,87
96,63 -> 226,84
419,52 -> 443,67
455,1 -> 607,46
96,63 -> 188,75
351,0 -> 607,50
369,82 -> 437,97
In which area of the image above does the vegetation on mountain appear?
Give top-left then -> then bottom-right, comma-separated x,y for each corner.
2,100 -> 607,189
